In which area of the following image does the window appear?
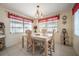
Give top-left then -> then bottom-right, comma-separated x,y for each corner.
39,18 -> 58,33
74,9 -> 79,36
10,19 -> 23,33
10,19 -> 32,33
39,22 -> 47,28
24,21 -> 32,32
8,12 -> 32,33
47,19 -> 58,33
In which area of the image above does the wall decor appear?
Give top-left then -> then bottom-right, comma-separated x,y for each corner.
61,28 -> 69,45
62,15 -> 67,24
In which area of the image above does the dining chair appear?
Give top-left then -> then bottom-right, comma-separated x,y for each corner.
26,30 -> 39,55
39,30 -> 55,56
25,30 -> 33,51
48,30 -> 55,56
41,29 -> 47,36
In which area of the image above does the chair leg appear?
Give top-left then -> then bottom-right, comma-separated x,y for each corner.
48,47 -> 52,56
53,40 -> 55,52
48,44 -> 55,56
40,42 -> 44,55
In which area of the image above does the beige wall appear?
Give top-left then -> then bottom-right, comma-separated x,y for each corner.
73,35 -> 79,55
56,10 -> 73,45
59,10 -> 79,55
32,19 -> 39,33
0,6 -> 25,47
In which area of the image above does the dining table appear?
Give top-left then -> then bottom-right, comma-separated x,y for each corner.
22,33 -> 52,56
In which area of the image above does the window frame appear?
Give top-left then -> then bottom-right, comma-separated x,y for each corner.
10,18 -> 32,34
39,18 -> 59,33
8,12 -> 33,34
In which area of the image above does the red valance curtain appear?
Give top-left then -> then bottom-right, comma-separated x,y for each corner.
8,12 -> 33,22
72,3 -> 79,15
38,15 -> 59,22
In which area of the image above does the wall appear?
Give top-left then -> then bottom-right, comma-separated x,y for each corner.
0,6 -> 25,47
73,35 -> 79,55
53,10 -> 73,45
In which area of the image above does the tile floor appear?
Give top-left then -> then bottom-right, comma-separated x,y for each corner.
0,42 -> 77,56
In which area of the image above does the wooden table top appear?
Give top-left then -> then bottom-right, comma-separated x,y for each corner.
22,32 -> 52,41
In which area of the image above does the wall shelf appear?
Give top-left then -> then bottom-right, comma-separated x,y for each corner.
0,22 -> 5,50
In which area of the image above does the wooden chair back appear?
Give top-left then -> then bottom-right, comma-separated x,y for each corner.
41,29 -> 47,36
49,30 -> 55,47
25,30 -> 32,48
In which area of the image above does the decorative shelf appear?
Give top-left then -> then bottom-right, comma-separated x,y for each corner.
0,22 -> 5,50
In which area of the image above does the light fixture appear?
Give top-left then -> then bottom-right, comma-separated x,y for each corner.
34,5 -> 44,19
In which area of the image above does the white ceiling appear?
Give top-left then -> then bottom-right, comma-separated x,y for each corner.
0,3 -> 74,18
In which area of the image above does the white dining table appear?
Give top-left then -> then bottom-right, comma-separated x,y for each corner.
22,33 -> 52,56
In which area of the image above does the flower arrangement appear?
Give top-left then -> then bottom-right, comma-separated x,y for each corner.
34,26 -> 37,32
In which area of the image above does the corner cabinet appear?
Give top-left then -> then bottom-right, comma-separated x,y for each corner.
0,22 -> 5,50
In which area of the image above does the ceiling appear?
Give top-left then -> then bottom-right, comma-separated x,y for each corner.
0,3 -> 75,19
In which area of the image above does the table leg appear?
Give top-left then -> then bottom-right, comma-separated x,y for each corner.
45,40 -> 48,56
22,36 -> 24,48
32,40 -> 35,55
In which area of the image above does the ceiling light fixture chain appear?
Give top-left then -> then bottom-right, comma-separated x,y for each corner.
35,5 -> 44,19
